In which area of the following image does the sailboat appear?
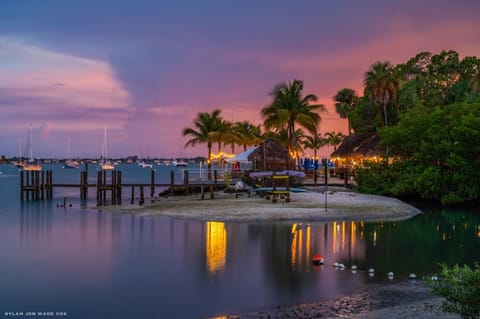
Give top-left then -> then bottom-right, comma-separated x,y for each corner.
63,139 -> 79,169
100,127 -> 114,170
13,138 -> 26,168
23,127 -> 42,171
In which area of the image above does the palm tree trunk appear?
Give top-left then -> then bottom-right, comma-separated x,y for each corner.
207,143 -> 212,179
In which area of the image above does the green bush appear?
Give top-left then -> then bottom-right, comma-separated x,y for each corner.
425,263 -> 480,319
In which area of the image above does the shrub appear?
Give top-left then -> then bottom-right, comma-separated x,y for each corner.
425,263 -> 480,319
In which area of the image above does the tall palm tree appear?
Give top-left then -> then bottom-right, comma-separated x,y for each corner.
261,79 -> 326,156
233,121 -> 263,151
324,131 -> 344,152
182,109 -> 223,171
333,88 -> 358,135
303,132 -> 327,161
363,61 -> 400,127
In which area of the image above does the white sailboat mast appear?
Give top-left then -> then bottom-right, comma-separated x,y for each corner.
18,138 -> 22,162
29,127 -> 33,162
103,126 -> 108,163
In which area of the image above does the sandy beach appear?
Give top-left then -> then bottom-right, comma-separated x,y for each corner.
108,186 -> 422,222
106,187 -> 460,319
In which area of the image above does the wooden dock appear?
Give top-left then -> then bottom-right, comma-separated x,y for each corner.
20,169 -> 226,206
19,168 -> 349,206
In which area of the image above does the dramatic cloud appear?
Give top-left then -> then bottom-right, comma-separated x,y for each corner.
0,37 -> 133,131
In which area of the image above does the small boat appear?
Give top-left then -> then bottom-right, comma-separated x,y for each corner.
138,162 -> 153,169
63,160 -> 79,169
161,160 -> 171,166
63,139 -> 79,169
174,160 -> 188,167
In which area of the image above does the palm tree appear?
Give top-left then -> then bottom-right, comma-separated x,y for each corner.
303,132 -> 327,161
182,109 -> 223,171
333,88 -> 358,135
261,79 -> 326,157
233,121 -> 263,151
363,61 -> 400,127
324,131 -> 344,152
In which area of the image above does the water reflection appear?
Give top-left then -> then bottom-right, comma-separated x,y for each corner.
206,221 -> 227,274
20,201 -> 53,247
8,203 -> 480,319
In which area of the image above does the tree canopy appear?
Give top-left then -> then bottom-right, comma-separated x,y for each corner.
352,50 -> 480,205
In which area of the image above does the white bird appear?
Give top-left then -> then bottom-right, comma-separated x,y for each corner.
368,268 -> 375,274
333,262 -> 339,268
387,272 -> 394,279
409,273 -> 416,280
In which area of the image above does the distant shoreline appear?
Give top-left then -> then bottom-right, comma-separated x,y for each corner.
105,186 -> 422,222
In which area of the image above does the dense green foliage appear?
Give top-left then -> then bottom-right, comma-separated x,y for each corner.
356,102 -> 480,204
426,263 -> 480,319
350,50 -> 480,205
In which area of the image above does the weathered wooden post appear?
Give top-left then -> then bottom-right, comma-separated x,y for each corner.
150,170 -> 155,198
29,171 -> 34,200
184,170 -> 189,195
214,170 -> 217,191
40,171 -> 45,200
34,171 -> 40,200
102,170 -> 107,203
20,171 -> 24,201
209,185 -> 214,199
111,171 -> 117,205
324,159 -> 328,212
80,171 -> 87,199
117,171 -> 122,204
96,171 -> 102,205
170,171 -> 175,195
48,170 -> 53,199
271,172 -> 276,202
130,185 -> 134,205
139,185 -> 144,205
201,184 -> 205,200
286,171 -> 291,203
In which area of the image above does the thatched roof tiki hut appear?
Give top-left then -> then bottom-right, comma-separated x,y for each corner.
331,133 -> 383,168
248,138 -> 293,171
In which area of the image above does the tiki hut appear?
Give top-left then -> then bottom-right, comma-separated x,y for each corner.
331,133 -> 384,167
248,138 -> 292,171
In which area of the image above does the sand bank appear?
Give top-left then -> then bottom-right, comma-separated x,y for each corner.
108,186 -> 421,222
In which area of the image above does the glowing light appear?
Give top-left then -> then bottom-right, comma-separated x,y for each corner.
209,152 -> 235,160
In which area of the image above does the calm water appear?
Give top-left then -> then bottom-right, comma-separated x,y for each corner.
0,164 -> 479,319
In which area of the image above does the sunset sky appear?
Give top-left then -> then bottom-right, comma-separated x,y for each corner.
1,0 -> 479,159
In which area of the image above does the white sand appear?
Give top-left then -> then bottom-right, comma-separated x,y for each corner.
108,186 -> 421,222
